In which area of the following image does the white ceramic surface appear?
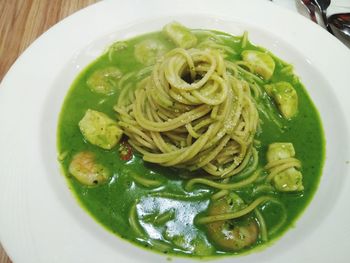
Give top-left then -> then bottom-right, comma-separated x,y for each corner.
1,0 -> 350,262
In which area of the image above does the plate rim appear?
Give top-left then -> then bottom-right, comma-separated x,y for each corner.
1,0 -> 350,262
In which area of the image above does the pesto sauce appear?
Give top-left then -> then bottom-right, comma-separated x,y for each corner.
57,30 -> 325,257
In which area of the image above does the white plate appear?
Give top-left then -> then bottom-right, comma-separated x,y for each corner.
1,0 -> 350,262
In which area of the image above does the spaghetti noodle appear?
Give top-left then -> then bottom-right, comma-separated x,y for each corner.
115,47 -> 259,178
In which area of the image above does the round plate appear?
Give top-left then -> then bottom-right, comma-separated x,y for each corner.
1,0 -> 350,262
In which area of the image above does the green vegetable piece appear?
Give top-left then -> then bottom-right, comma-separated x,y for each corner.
163,22 -> 197,49
69,151 -> 109,186
172,235 -> 187,249
272,167 -> 304,192
267,143 -> 295,163
153,209 -> 175,226
192,238 -> 214,256
79,109 -> 123,150
265,81 -> 298,119
86,67 -> 122,94
241,50 -> 275,80
134,39 -> 167,65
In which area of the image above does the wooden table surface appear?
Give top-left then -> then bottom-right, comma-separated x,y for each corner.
0,1 -> 99,261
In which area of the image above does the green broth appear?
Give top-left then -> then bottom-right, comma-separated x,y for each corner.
57,29 -> 324,257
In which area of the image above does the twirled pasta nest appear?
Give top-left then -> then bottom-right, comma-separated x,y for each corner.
115,48 -> 259,177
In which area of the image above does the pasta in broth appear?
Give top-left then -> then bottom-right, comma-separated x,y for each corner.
57,22 -> 325,257
116,47 -> 259,177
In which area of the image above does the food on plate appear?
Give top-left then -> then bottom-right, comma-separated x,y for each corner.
68,151 -> 109,186
79,109 -> 123,150
57,22 -> 324,257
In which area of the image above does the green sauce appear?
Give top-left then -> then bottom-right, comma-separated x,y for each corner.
57,29 -> 325,257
